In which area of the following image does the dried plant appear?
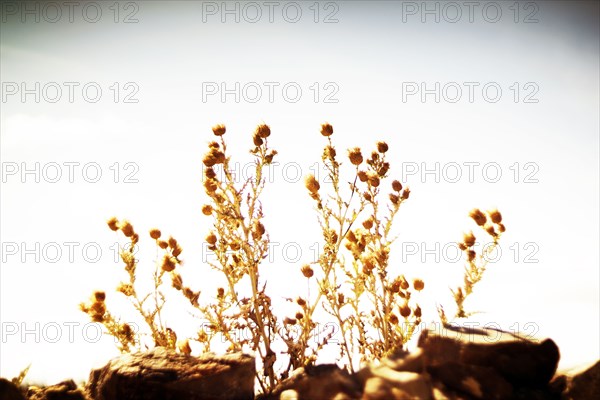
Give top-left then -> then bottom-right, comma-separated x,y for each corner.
80,123 -> 505,395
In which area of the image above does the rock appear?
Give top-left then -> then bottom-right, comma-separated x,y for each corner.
0,378 -> 26,400
27,380 -> 87,400
266,364 -> 361,400
86,347 -> 255,400
559,360 -> 600,400
417,323 -> 561,398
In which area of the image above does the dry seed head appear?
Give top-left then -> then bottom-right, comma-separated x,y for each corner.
392,180 -> 402,192
201,205 -> 213,216
94,291 -> 106,302
463,231 -> 476,247
362,219 -> 373,230
368,174 -> 380,187
400,276 -> 409,290
458,242 -> 467,251
498,223 -> 506,233
149,229 -> 161,240
256,124 -> 271,138
204,167 -> 217,179
469,208 -> 487,226
389,313 -> 399,324
348,148 -> 363,166
338,292 -> 345,305
161,255 -> 177,272
347,230 -> 358,243
172,244 -> 183,258
399,303 -> 411,318
357,171 -> 368,182
301,264 -> 314,278
377,141 -> 389,153
401,188 -> 411,200
467,250 -> 476,262
178,339 -> 192,355
295,312 -> 304,320
208,141 -> 220,149
325,145 -> 336,159
212,124 -> 226,136
117,282 -> 134,296
217,287 -> 225,298
171,272 -> 183,290
488,209 -> 502,224
204,179 -> 218,193
370,151 -> 379,162
168,237 -> 178,249
131,233 -> 140,244
321,123 -> 334,137
120,221 -> 134,238
389,193 -> 400,206
253,134 -> 263,146
90,301 -> 106,316
304,174 -> 320,194
364,191 -> 372,201
296,297 -> 306,307
414,305 -> 422,318
284,317 -> 297,325
206,233 -> 217,245
378,162 -> 390,177
107,217 -> 119,231
158,240 -> 169,249
485,225 -> 497,237
413,279 -> 425,291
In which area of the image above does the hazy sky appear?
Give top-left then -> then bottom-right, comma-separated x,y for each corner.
1,0 -> 598,384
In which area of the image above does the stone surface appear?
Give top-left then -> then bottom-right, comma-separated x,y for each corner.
264,364 -> 361,400
0,378 -> 26,400
27,380 -> 87,400
86,347 -> 255,400
417,323 -> 561,398
558,360 -> 600,400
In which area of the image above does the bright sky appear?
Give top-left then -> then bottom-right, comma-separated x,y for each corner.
1,0 -> 598,384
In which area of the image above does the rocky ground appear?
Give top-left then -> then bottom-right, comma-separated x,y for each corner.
1,324 -> 598,400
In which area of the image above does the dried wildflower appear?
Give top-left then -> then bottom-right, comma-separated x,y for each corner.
158,240 -> 169,249
458,242 -> 467,251
149,229 -> 161,240
469,208 -> 487,226
378,162 -> 390,177
399,303 -> 411,318
368,174 -> 380,187
212,124 -> 226,136
463,231 -> 476,247
107,217 -> 119,231
338,293 -> 345,305
362,219 -> 373,230
256,124 -> 271,138
296,297 -> 306,307
295,312 -> 304,320
217,287 -> 225,298
357,171 -> 368,182
389,313 -> 399,324
172,244 -> 183,258
94,291 -> 106,302
284,317 -> 297,325
204,167 -> 217,179
90,301 -> 106,316
301,264 -> 314,278
389,193 -> 400,205
488,209 -> 502,224
324,145 -> 336,159
120,221 -> 134,237
252,221 -> 265,240
414,305 -> 422,318
203,149 -> 226,167
392,180 -> 402,192
485,225 -> 497,237
206,233 -> 217,245
498,223 -> 506,233
467,250 -> 476,262
364,191 -> 372,201
348,148 -> 363,166
304,174 -> 320,194
413,279 -> 425,291
377,141 -> 389,153
400,276 -> 409,290
161,255 -> 177,272
168,237 -> 178,249
208,141 -> 220,149
204,179 -> 218,193
253,134 -> 263,146
131,233 -> 140,244
346,230 -> 358,243
117,282 -> 134,296
171,272 -> 183,290
401,188 -> 410,200
321,123 -> 333,136
201,205 -> 213,216
178,339 -> 192,355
